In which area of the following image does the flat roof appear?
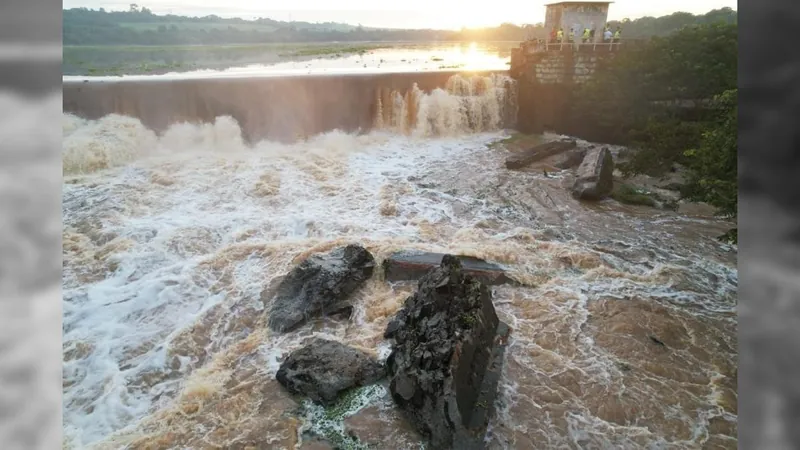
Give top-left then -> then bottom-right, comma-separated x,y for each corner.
545,1 -> 613,5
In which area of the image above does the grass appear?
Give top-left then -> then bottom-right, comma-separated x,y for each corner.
63,42 -> 394,76
64,42 -> 369,52
611,183 -> 658,207
277,44 -> 388,57
119,22 -> 279,32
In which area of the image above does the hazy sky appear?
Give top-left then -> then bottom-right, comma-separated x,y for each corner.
63,0 -> 737,29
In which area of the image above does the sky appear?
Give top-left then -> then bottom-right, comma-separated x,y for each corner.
63,0 -> 738,30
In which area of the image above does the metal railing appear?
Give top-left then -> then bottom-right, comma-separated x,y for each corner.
520,39 -> 628,53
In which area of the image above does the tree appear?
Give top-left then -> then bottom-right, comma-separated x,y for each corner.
62,6 -> 736,46
569,23 -> 737,240
682,89 -> 737,241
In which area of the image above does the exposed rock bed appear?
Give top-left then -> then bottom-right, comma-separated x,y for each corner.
383,251 -> 513,286
276,338 -> 385,406
265,244 -> 375,332
572,147 -> 615,200
385,255 -> 510,449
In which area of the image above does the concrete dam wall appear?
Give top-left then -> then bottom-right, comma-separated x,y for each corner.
63,71 -> 516,142
510,42 -> 619,136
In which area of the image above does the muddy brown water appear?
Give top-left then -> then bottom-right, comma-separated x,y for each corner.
62,73 -> 736,449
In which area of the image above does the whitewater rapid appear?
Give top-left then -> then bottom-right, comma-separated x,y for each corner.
62,75 -> 737,449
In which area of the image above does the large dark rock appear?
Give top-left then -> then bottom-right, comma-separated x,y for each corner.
385,255 -> 510,449
505,139 -> 577,169
571,147 -> 615,201
275,338 -> 385,406
383,251 -> 514,286
265,244 -> 375,332
554,147 -> 588,170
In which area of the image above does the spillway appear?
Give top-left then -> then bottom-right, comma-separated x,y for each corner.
61,69 -> 737,449
63,71 -> 517,143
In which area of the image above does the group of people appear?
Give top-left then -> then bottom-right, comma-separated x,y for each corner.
549,25 -> 621,44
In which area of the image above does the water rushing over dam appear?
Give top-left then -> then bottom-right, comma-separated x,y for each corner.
63,71 -> 516,144
62,72 -> 737,449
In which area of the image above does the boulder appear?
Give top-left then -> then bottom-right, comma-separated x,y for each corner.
554,147 -> 588,170
571,147 -> 615,201
505,139 -> 577,169
385,255 -> 511,449
265,244 -> 375,332
383,251 -> 514,286
275,338 -> 385,406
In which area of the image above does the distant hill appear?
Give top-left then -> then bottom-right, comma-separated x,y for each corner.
64,6 -> 737,46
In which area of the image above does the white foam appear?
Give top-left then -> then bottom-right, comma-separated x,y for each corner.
62,86 -> 738,447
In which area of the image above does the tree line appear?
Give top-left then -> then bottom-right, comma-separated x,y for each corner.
64,6 -> 737,46
569,22 -> 737,241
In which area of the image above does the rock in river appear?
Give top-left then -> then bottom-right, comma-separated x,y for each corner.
505,139 -> 577,170
572,147 -> 615,201
385,255 -> 510,449
554,147 -> 588,170
383,251 -> 513,286
276,338 -> 385,406
265,244 -> 375,332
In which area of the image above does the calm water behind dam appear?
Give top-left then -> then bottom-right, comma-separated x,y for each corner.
62,66 -> 737,449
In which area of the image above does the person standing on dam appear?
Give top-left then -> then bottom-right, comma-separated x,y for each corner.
582,28 -> 591,43
604,27 -> 613,42
557,28 -> 564,43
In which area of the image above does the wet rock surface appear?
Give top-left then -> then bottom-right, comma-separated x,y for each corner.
343,405 -> 422,449
265,244 -> 375,332
554,147 -> 588,170
298,437 -> 335,450
505,139 -> 577,169
572,147 -> 615,200
276,338 -> 385,406
383,251 -> 514,286
385,255 -> 509,449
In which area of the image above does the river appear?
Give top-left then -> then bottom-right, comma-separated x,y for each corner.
62,72 -> 737,449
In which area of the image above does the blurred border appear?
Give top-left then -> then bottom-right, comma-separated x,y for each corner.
737,0 -> 800,448
0,0 -> 792,447
0,0 -> 63,449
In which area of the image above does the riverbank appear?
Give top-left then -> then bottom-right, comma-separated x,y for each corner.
63,41 -> 516,77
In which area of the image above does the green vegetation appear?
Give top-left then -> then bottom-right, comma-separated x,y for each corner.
460,312 -> 478,327
605,8 -> 736,38
298,384 -> 384,450
681,89 -> 737,241
63,42 -> 389,76
611,184 -> 658,207
64,5 -> 736,47
572,22 -> 737,241
278,45 -> 382,57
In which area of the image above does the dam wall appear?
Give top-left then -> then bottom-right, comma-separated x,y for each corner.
62,70 -> 511,143
510,41 -> 621,136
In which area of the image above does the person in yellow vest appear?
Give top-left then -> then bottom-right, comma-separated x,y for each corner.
556,28 -> 564,43
582,28 -> 591,43
613,27 -> 622,43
